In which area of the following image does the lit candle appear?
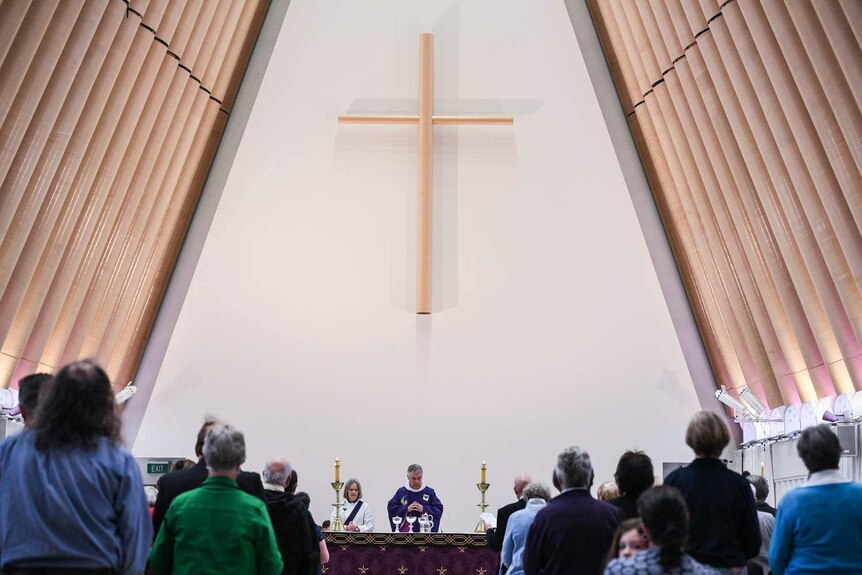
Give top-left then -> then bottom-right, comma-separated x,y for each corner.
481,460 -> 487,484
335,457 -> 341,482
760,462 -> 765,476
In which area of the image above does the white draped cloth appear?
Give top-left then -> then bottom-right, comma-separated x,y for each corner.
331,499 -> 375,532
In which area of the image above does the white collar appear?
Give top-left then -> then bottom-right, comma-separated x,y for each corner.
525,498 -> 547,508
264,483 -> 285,492
560,486 -> 589,494
804,469 -> 848,487
405,483 -> 426,493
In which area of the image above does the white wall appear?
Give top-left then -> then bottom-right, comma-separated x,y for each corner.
132,0 -> 703,532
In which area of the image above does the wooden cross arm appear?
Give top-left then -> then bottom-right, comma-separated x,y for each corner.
338,115 -> 419,124
432,116 -> 512,125
338,115 -> 513,125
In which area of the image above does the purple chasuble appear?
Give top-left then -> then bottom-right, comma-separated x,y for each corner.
386,485 -> 444,532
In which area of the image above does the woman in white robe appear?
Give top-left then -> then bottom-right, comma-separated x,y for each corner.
331,478 -> 375,532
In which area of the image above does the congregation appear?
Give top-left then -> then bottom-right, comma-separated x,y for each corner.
2,359 -> 862,575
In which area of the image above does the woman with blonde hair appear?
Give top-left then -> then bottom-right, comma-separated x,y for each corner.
597,480 -> 620,502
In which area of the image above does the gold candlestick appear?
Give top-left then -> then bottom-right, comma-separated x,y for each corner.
331,480 -> 345,531
475,481 -> 490,533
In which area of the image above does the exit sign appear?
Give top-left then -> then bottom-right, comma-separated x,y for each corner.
147,461 -> 170,474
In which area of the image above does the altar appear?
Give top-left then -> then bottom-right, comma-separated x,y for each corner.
323,532 -> 498,575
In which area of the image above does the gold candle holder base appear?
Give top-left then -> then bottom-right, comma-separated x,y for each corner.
331,480 -> 345,532
475,481 -> 489,533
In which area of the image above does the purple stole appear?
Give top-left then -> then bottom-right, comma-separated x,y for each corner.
345,500 -> 364,525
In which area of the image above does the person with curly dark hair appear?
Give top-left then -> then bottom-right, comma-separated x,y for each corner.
0,359 -> 152,575
604,486 -> 719,574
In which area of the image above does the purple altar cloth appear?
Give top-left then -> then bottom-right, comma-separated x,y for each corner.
323,533 -> 497,575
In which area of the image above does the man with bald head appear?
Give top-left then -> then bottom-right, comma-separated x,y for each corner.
487,472 -> 532,571
263,458 -> 318,575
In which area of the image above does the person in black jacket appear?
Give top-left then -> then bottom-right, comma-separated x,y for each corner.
607,451 -> 654,520
263,459 -> 319,575
664,411 -> 760,571
486,473 -> 531,550
152,417 -> 265,537
486,473 -> 531,574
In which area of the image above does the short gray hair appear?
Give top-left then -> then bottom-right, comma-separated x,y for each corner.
407,464 -> 423,474
203,424 -> 246,472
555,446 -> 593,489
523,482 -> 551,501
263,458 -> 292,485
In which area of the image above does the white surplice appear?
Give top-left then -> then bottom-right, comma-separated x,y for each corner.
331,499 -> 375,532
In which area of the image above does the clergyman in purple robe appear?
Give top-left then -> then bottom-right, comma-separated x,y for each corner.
387,463 -> 444,532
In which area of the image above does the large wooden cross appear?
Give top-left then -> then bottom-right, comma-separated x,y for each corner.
339,33 -> 513,314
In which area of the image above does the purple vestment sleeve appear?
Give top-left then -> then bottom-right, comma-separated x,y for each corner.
423,488 -> 444,532
387,488 -> 410,532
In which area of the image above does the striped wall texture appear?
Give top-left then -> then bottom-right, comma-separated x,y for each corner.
588,0 -> 862,410
0,0 -> 269,390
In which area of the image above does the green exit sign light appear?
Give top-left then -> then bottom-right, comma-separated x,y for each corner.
147,461 -> 170,474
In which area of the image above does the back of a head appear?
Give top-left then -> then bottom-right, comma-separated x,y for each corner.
747,474 -> 769,501
514,473 -> 532,497
296,491 -> 311,508
171,459 -> 197,472
685,411 -> 730,458
614,451 -> 655,497
597,480 -> 619,502
555,446 -> 593,490
32,360 -> 119,451
523,482 -> 551,502
195,416 -> 221,458
263,458 -> 293,486
17,373 -> 51,421
637,486 -> 689,570
203,424 -> 246,473
797,424 -> 841,474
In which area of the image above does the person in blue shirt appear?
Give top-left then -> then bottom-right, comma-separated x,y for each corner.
501,482 -> 551,575
769,424 -> 862,575
0,360 -> 152,575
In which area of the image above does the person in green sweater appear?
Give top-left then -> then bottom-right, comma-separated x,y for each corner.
150,424 -> 283,575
